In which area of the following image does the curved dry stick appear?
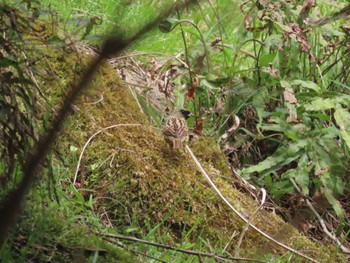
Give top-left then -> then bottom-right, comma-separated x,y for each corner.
290,178 -> 350,254
100,232 -> 267,263
234,188 -> 266,257
73,124 -> 142,185
185,145 -> 320,263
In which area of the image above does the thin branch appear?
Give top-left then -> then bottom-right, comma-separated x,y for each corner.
223,231 -> 238,253
176,11 -> 198,125
234,188 -> 266,257
99,232 -> 267,263
185,145 -> 320,263
290,179 -> 350,254
128,86 -> 145,114
114,240 -> 168,263
177,19 -> 211,71
86,92 -> 104,105
73,124 -> 142,185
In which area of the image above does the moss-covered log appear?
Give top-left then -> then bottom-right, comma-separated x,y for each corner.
53,48 -> 344,262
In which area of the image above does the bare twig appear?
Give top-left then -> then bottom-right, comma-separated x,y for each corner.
223,231 -> 238,253
234,188 -> 266,257
127,86 -> 145,114
176,19 -> 211,71
176,10 -> 193,84
176,11 -> 198,123
73,124 -> 142,185
99,232 -> 267,263
86,92 -> 104,105
115,240 -> 168,263
185,145 -> 320,263
290,179 -> 350,254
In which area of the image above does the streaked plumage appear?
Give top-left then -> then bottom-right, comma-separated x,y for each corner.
163,110 -> 190,149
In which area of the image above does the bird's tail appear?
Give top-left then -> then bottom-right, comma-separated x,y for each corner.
173,139 -> 183,149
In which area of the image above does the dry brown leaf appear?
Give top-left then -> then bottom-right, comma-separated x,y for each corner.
284,88 -> 298,104
186,76 -> 198,101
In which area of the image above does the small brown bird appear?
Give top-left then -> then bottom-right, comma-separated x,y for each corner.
163,109 -> 191,149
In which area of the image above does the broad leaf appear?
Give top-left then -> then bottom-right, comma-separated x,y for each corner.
304,97 -> 336,111
280,79 -> 292,89
334,105 -> 350,148
292,80 -> 321,93
321,183 -> 345,219
259,53 -> 277,67
241,139 -> 308,175
270,180 -> 295,200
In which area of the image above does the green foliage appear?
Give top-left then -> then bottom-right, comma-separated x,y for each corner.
0,0 -> 48,190
0,1 -> 135,261
2,0 -> 349,260
233,1 -> 350,221
142,0 -> 350,238
0,183 -> 134,262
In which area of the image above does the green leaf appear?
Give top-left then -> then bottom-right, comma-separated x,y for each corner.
91,163 -> 99,171
182,27 -> 201,40
340,130 -> 350,149
283,153 -> 312,195
174,86 -> 185,109
264,174 -> 272,185
264,34 -> 283,51
241,140 -> 308,175
320,24 -> 345,37
81,23 -> 94,40
334,105 -> 350,129
322,187 -> 345,219
70,145 -> 78,152
201,79 -> 219,90
259,124 -> 285,132
304,98 -> 336,111
252,88 -> 269,126
125,227 -> 139,233
158,18 -> 179,33
135,93 -> 162,128
294,153 -> 313,195
308,113 -> 330,121
292,80 -> 321,93
334,105 -> 350,148
259,53 -> 277,67
270,180 -> 295,200
280,79 -> 292,89
0,57 -> 16,67
308,127 -> 339,139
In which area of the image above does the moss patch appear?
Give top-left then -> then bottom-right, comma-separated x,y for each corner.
49,48 -> 346,262
2,199 -> 134,263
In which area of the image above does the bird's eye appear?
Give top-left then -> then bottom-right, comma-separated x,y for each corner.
180,109 -> 192,119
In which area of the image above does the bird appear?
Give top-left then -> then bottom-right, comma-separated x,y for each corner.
163,109 -> 191,149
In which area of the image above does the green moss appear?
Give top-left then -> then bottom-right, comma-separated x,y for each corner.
34,42 -> 345,262
2,201 -> 134,263
60,58 -> 343,261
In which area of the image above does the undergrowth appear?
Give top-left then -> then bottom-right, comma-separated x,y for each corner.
121,0 -> 350,249
1,0 -> 350,261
